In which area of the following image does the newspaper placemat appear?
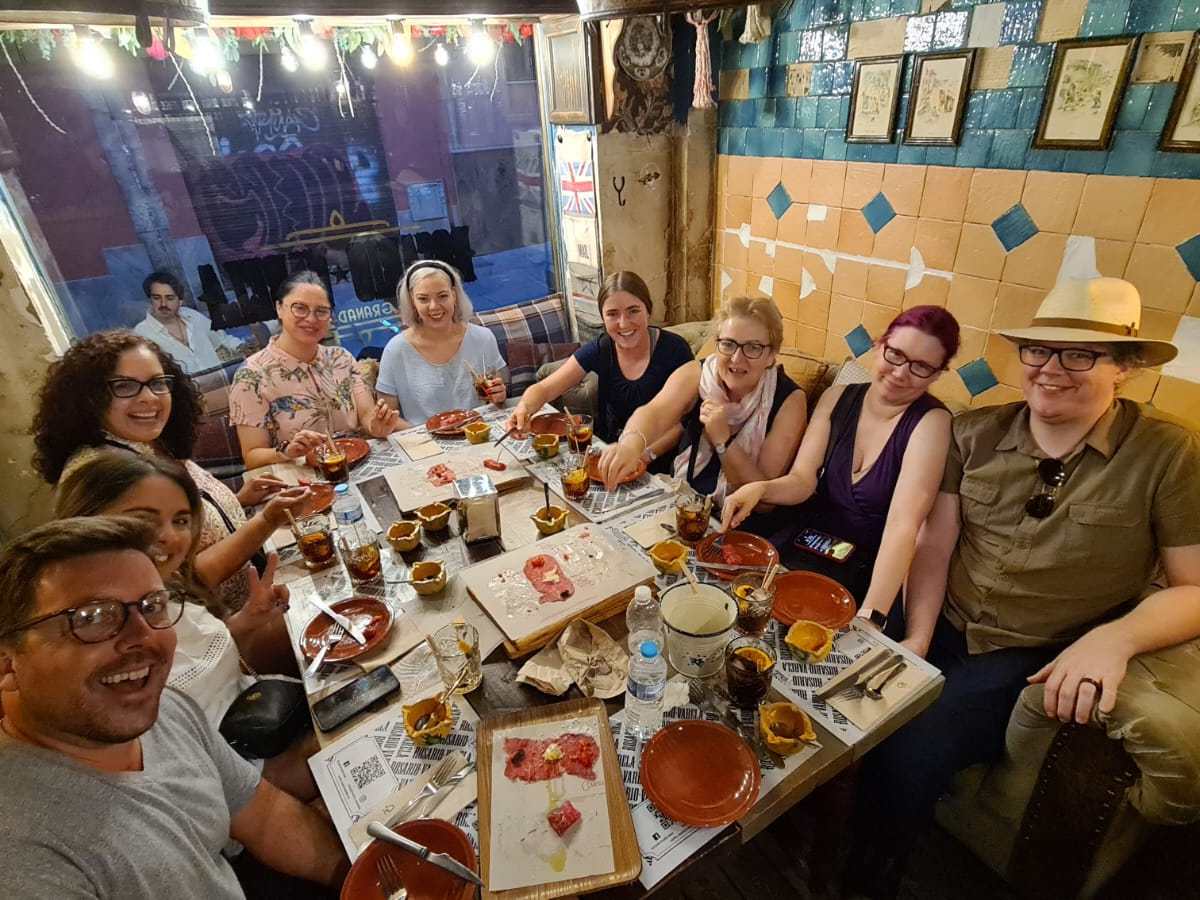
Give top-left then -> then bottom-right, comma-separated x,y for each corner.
524,455 -> 670,524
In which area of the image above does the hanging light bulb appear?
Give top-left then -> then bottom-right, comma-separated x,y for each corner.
360,45 -> 378,70
189,28 -> 224,77
465,21 -> 495,67
280,44 -> 300,73
72,27 -> 114,80
130,91 -> 153,115
387,17 -> 414,66
434,43 -> 449,67
294,18 -> 328,71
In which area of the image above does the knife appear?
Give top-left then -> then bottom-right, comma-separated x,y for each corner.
813,649 -> 895,702
308,596 -> 366,645
367,822 -> 483,886
692,560 -> 772,573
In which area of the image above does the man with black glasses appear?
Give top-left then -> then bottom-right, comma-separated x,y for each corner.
0,516 -> 346,898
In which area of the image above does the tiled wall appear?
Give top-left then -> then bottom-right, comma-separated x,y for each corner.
712,1 -> 1200,431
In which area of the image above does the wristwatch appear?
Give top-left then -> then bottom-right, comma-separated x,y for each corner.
856,608 -> 887,629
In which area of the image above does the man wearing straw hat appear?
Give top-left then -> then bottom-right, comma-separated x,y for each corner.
852,277 -> 1200,892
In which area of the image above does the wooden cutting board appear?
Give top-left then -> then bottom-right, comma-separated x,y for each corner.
460,524 -> 655,656
478,698 -> 641,899
382,444 -> 528,512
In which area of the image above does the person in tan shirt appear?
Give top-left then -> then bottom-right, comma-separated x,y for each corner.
852,278 -> 1200,895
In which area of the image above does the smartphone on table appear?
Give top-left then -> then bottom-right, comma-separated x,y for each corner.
312,666 -> 401,732
793,528 -> 855,563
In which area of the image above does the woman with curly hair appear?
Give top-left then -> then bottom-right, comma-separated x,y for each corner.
32,330 -> 311,615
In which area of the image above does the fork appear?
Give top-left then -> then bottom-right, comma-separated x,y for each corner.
304,623 -> 346,678
377,853 -> 408,900
388,755 -> 459,825
864,660 -> 908,700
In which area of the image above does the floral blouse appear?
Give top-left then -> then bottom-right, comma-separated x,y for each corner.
229,338 -> 373,446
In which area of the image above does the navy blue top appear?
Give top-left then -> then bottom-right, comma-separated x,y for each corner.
573,327 -> 694,444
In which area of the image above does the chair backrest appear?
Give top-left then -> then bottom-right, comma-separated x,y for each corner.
189,358 -> 244,475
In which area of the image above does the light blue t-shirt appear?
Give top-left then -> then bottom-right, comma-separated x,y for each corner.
376,323 -> 506,422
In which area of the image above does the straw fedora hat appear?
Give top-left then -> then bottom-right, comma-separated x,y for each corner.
998,277 -> 1178,367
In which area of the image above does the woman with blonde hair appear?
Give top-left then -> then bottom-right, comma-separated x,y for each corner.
509,270 -> 693,471
376,260 -> 507,428
597,295 -> 807,500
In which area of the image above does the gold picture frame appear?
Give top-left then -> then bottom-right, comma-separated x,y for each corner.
1160,31 -> 1200,153
1034,35 -> 1140,151
903,49 -> 976,146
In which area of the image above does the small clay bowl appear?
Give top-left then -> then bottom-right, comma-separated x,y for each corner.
415,502 -> 452,531
531,505 -> 568,535
411,560 -> 448,596
532,433 -> 560,459
403,696 -> 454,745
464,421 -> 491,445
386,520 -> 422,552
649,539 -> 689,575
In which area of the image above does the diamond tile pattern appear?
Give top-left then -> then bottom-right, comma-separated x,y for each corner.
862,193 -> 897,233
992,204 -> 1039,252
767,182 -> 793,219
845,324 -> 873,357
1177,234 -> 1200,282
958,358 -> 1000,397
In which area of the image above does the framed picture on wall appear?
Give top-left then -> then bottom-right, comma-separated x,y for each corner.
1160,32 -> 1200,152
1034,35 -> 1140,151
847,55 -> 905,143
903,49 -> 976,146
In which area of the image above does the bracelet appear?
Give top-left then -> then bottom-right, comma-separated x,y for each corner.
620,428 -> 649,454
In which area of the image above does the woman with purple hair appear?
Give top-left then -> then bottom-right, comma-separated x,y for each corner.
722,305 -> 960,644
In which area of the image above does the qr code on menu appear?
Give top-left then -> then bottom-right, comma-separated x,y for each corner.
349,756 -> 387,790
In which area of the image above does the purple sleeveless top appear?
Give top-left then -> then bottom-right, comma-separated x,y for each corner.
810,382 -> 945,557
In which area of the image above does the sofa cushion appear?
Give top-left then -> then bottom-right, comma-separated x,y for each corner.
472,293 -> 574,396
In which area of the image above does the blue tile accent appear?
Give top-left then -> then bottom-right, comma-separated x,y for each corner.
748,68 -> 768,99
1177,2 -> 1200,30
1000,2 -> 1044,44
847,142 -> 875,162
824,130 -> 849,160
746,127 -> 784,157
1018,88 -> 1046,129
782,127 -> 807,158
804,128 -> 827,157
891,0 -> 921,14
738,100 -> 759,126
776,97 -> 798,129
897,144 -> 928,164
1009,44 -> 1052,88
758,98 -> 778,128
862,193 -> 897,233
817,95 -> 844,127
1155,151 -> 1200,178
964,92 -> 987,129
958,358 -> 999,397
767,182 -> 793,219
1177,234 -> 1200,282
957,131 -> 995,168
770,65 -> 791,97
1128,0 -> 1177,31
1025,148 -> 1066,171
1143,83 -> 1178,134
830,61 -> 857,95
1104,131 -> 1161,176
824,25 -> 850,60
990,129 -> 1033,169
725,128 -> 746,155
926,145 -> 959,165
982,90 -> 1022,129
865,0 -> 892,17
811,0 -> 851,27
867,142 -> 900,163
992,204 -> 1039,252
1063,149 -> 1109,173
783,3 -> 812,30
797,96 -> 820,129
846,324 -> 874,357
1080,0 -> 1132,37
800,30 -> 825,62
777,31 -> 801,65
1116,84 -> 1153,130
811,62 -> 836,94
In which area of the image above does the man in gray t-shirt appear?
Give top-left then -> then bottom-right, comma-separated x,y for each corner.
0,516 -> 347,898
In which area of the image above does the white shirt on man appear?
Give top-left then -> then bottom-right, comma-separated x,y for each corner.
134,306 -> 240,374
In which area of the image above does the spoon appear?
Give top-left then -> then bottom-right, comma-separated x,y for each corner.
414,662 -> 472,731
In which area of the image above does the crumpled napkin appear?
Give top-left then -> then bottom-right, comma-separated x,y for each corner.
517,620 -> 630,699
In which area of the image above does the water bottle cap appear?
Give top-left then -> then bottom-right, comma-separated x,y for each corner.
634,585 -> 651,600
334,484 -> 349,495
639,640 -> 659,659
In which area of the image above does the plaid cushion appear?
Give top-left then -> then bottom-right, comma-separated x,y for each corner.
190,358 -> 245,475
472,294 -> 573,395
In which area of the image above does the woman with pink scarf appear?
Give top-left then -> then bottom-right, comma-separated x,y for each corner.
598,296 -> 807,502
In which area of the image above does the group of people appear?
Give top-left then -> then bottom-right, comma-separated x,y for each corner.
0,253 -> 1196,898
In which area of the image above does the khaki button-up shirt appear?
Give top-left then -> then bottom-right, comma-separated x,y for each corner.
940,400 -> 1200,654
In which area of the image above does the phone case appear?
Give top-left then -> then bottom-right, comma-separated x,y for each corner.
313,667 -> 401,731
794,528 -> 855,563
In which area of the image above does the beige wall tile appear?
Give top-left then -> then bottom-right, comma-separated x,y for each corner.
721,232 -> 748,270
725,195 -> 752,230
750,198 -> 779,240
797,290 -> 831,328
930,370 -> 974,412
824,330 -> 851,363
746,274 -> 771,298
752,157 -> 784,199
838,209 -> 876,255
1094,239 -> 1134,278
806,208 -> 842,250
775,278 -> 801,321
727,156 -> 756,197
1001,231 -> 1069,290
1038,0 -> 1086,42
903,276 -> 952,308
1120,370 -> 1160,404
782,318 -> 798,350
965,169 -> 1027,225
954,223 -> 1006,279
1073,175 -> 1154,242
866,265 -> 906,308
832,259 -> 869,298
795,324 -> 827,357
956,325 -> 988,363
718,154 -> 730,187
747,239 -> 775,277
805,252 -> 834,292
719,69 -> 750,101
786,63 -> 813,97
721,267 -> 747,302
1140,308 -> 1182,342
810,161 -> 848,206
843,162 -> 884,209
1021,171 -> 1086,234
829,293 -> 866,335
985,331 -> 1025,388
882,164 -> 927,217
947,275 -> 999,329
1124,243 -> 1195,313
1189,283 -> 1200,318
969,383 -> 1024,409
781,159 -> 813,203
1138,178 -> 1200,246
990,282 -> 1045,331
913,218 -> 963,271
873,215 -> 918,263
920,166 -> 972,221
777,204 -> 808,245
775,246 -> 805,283
1151,376 -> 1200,430
861,301 -> 896,338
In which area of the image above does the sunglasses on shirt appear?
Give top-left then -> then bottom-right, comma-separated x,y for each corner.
1025,458 -> 1068,519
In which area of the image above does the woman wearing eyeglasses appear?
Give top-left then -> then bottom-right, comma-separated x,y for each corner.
53,451 -> 317,800
32,331 -> 310,617
721,306 -> 959,631
229,271 -> 401,468
597,296 -> 808,501
850,278 -> 1200,894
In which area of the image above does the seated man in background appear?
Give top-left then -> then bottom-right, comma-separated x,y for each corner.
0,516 -> 346,898
134,270 -> 244,374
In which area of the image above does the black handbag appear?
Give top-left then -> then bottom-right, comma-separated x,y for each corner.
218,679 -> 310,760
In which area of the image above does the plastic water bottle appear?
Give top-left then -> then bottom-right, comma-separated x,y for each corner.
626,585 -> 664,655
625,641 -> 667,739
332,484 -> 364,526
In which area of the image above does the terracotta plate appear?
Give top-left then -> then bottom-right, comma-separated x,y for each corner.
294,481 -> 335,516
425,409 -> 481,437
301,596 -> 392,662
640,720 -> 760,828
585,451 -> 646,485
772,571 -> 856,629
695,531 -> 779,581
341,818 -> 477,900
528,411 -> 570,438
305,436 -> 371,469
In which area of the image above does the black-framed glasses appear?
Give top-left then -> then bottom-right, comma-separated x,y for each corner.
0,589 -> 183,645
715,337 -> 769,360
1025,458 -> 1068,519
1018,345 -> 1109,372
881,343 -> 941,379
106,375 -> 175,398
288,302 -> 332,321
